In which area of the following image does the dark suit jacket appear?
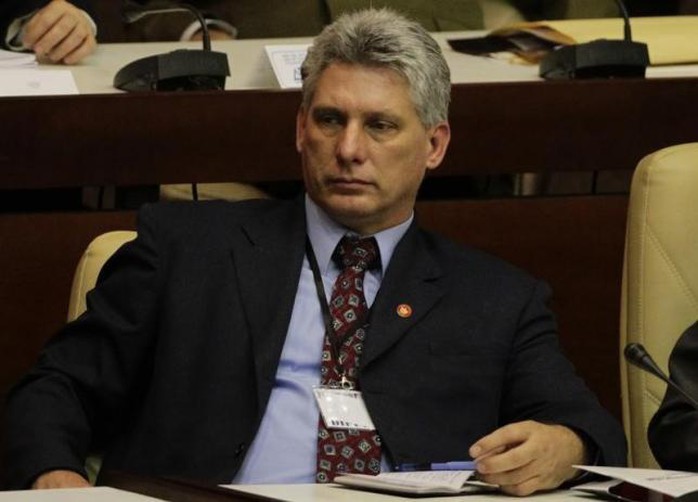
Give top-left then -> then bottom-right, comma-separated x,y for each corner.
4,198 -> 626,489
648,320 -> 698,470
0,0 -> 93,49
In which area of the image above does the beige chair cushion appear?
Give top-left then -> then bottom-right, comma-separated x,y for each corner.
159,182 -> 269,202
68,231 -> 137,321
620,142 -> 698,467
67,230 -> 137,483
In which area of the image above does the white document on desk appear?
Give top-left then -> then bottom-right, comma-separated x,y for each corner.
265,44 -> 310,89
0,69 -> 78,96
0,49 -> 36,68
575,465 -> 698,498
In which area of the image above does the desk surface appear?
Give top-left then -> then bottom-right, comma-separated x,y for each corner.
0,484 -> 594,502
32,32 -> 698,94
0,487 -> 160,501
233,483 -> 592,501
71,33 -> 541,93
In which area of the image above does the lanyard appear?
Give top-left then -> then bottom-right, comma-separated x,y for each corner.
305,238 -> 372,390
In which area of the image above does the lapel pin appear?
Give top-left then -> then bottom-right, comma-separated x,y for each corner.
396,304 -> 413,318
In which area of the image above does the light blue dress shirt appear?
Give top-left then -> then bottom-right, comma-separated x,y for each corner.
232,195 -> 412,483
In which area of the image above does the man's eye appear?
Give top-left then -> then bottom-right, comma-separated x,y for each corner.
368,120 -> 396,132
317,113 -> 342,126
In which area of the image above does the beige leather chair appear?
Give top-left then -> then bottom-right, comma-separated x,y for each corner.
620,142 -> 698,468
68,231 -> 137,483
68,231 -> 137,321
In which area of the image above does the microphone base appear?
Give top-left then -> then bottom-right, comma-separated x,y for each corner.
114,49 -> 230,92
539,39 -> 649,80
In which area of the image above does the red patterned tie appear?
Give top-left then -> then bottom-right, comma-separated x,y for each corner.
316,235 -> 382,483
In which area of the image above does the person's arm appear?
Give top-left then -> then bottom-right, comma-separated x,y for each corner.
123,0 -> 235,42
18,0 -> 97,64
468,280 -> 625,495
679,0 -> 698,13
648,321 -> 698,470
3,205 -> 163,490
510,0 -> 618,20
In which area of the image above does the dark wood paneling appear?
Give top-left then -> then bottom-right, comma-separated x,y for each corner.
1,78 -> 697,189
0,211 -> 137,394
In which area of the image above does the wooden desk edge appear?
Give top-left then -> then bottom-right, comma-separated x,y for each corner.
99,470 -> 283,502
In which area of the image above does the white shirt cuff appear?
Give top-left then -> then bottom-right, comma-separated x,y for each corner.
179,19 -> 237,41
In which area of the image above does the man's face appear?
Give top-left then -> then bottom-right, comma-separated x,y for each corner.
297,62 -> 450,235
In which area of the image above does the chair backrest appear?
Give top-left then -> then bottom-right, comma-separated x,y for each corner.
620,142 -> 698,467
67,230 -> 136,483
68,231 -> 137,321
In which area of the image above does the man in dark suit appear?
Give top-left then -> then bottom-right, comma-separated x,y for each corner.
4,7 -> 626,495
648,321 -> 698,470
0,0 -> 95,64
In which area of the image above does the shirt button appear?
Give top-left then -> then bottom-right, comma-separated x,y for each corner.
235,443 -> 247,457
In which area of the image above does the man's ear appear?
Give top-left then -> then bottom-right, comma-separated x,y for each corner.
425,121 -> 451,172
296,107 -> 307,153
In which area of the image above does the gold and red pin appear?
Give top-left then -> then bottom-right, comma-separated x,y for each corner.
396,304 -> 412,318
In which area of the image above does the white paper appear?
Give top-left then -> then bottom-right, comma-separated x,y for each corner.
0,49 -> 36,68
0,69 -> 78,96
367,471 -> 472,491
576,465 -> 698,497
264,44 -> 310,89
334,470 -> 485,495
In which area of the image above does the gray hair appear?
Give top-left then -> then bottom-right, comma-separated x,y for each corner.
300,8 -> 451,128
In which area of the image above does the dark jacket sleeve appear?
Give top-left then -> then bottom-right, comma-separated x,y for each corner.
3,205 -> 162,489
499,280 -> 627,467
648,321 -> 698,470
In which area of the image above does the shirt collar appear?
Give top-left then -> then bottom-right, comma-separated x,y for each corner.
305,194 -> 413,275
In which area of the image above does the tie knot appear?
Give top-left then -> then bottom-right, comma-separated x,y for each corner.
333,235 -> 380,272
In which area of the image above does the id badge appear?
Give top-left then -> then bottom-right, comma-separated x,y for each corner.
313,387 -> 376,431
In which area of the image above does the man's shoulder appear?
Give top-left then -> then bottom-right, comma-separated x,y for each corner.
140,198 -> 292,222
136,198 -> 298,240
418,227 -> 539,286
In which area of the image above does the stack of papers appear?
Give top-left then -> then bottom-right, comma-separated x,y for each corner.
0,49 -> 36,68
0,48 -> 78,96
576,466 -> 698,500
449,16 -> 698,66
334,470 -> 496,495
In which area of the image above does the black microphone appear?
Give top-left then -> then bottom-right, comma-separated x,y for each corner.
624,342 -> 698,409
114,1 -> 230,92
539,0 -> 649,79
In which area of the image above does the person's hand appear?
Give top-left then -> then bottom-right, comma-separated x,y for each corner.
22,0 -> 96,64
469,421 -> 587,496
32,470 -> 90,489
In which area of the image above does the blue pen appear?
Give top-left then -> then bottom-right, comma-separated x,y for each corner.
395,460 -> 476,471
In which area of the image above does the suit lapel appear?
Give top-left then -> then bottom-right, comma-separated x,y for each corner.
361,223 -> 445,368
229,198 -> 307,409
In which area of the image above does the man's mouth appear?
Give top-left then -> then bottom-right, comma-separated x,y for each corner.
327,177 -> 372,191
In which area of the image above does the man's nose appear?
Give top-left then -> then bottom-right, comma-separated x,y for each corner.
336,122 -> 367,166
